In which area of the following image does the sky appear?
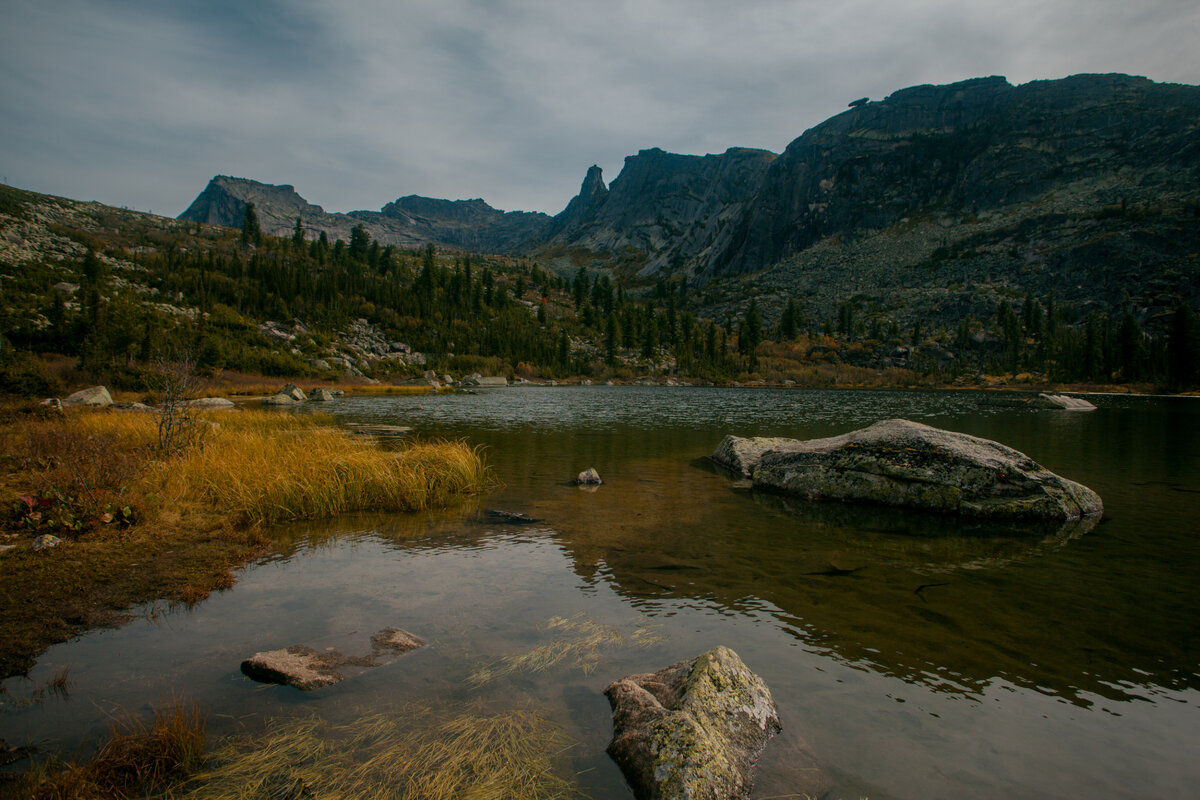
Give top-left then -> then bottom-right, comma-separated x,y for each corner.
2,0 -> 1198,218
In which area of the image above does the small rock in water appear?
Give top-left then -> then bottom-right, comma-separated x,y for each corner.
1031,393 -> 1097,411
484,509 -> 542,525
241,626 -> 425,690
577,467 -> 603,485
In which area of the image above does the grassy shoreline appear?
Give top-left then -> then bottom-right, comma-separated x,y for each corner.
0,404 -> 490,680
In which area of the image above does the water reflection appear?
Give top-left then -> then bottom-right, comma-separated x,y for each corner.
5,388 -> 1198,800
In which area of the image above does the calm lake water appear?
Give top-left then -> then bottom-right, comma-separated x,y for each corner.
4,387 -> 1199,798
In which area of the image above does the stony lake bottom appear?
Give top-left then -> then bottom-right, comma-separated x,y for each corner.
3,387 -> 1198,799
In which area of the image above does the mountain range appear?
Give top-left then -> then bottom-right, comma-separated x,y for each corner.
180,73 -> 1200,323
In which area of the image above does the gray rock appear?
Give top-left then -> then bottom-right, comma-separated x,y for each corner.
62,386 -> 113,407
721,419 -> 1102,521
577,467 -> 603,485
308,388 -> 338,401
475,376 -> 509,387
32,534 -> 62,551
711,436 -> 805,478
112,401 -> 158,413
605,646 -> 781,800
1031,393 -> 1097,411
262,393 -> 299,406
241,627 -> 424,691
309,358 -> 332,372
278,383 -> 308,402
39,398 -> 63,411
187,397 -> 235,408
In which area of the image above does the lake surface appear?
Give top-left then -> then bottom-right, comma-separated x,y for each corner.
4,387 -> 1199,798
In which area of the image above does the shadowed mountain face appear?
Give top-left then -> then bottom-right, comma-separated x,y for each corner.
179,74 -> 1200,314
179,175 -> 553,251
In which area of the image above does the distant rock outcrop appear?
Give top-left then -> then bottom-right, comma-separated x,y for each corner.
179,176 -> 551,252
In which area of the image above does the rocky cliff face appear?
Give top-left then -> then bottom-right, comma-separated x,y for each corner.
545,148 -> 775,275
709,73 -> 1200,277
178,176 -> 551,252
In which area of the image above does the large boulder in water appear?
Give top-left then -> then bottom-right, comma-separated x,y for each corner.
604,646 -> 780,800
713,419 -> 1102,521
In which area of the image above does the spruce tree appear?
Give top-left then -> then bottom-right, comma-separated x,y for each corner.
241,202 -> 262,247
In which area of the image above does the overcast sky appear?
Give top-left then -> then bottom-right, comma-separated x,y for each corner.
2,0 -> 1197,218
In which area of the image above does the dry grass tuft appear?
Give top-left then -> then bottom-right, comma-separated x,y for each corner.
20,700 -> 206,800
468,615 -> 664,686
180,706 -> 579,800
168,410 -> 491,525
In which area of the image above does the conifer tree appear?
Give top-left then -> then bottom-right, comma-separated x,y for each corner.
241,202 -> 263,247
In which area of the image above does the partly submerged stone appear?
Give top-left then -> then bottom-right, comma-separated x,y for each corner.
279,383 -> 308,402
187,397 -> 235,408
605,646 -> 780,800
261,393 -> 298,407
62,386 -> 113,407
1030,393 -> 1097,411
577,467 -> 603,485
241,627 -> 425,690
717,419 -> 1102,522
308,387 -> 338,401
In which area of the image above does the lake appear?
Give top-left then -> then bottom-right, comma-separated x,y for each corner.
4,387 -> 1199,798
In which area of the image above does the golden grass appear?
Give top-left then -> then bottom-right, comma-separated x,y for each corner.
468,615 -> 664,686
180,706 -> 579,800
20,700 -> 206,800
167,410 -> 490,526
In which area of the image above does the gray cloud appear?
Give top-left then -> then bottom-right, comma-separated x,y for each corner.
1,0 -> 1196,218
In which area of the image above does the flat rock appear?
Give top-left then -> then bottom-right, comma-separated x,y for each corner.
1031,393 -> 1097,411
187,397 -> 235,408
241,627 -> 424,690
719,419 -> 1102,521
63,386 -> 112,407
347,424 -> 413,437
605,646 -> 780,800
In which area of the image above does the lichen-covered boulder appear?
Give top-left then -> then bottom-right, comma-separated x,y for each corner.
278,383 -> 308,402
605,646 -> 780,800
723,419 -> 1102,521
63,386 -> 113,407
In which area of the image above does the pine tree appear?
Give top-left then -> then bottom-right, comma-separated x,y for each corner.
292,217 -> 304,247
241,202 -> 263,247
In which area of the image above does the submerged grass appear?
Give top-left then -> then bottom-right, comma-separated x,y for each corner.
17,700 -> 206,800
179,706 -> 579,800
468,614 -> 664,686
